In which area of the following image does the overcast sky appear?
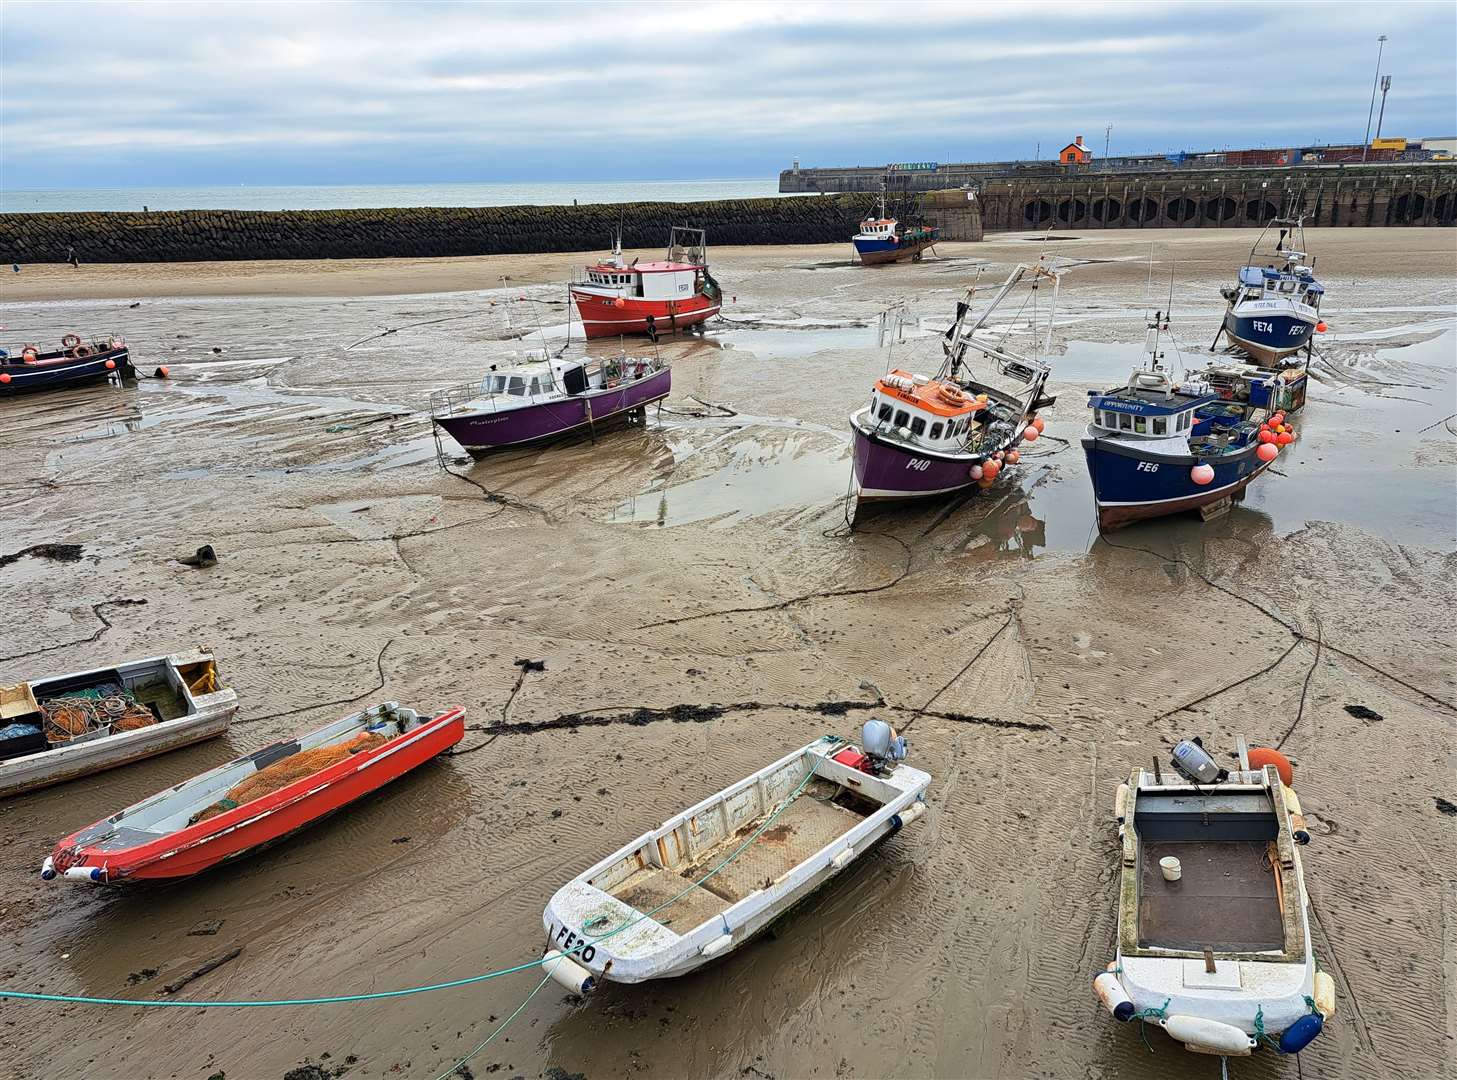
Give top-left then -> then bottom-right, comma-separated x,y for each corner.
3,1 -> 1455,189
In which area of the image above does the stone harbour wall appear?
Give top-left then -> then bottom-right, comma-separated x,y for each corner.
0,195 -> 888,264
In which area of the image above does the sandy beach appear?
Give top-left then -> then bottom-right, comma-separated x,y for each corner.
1,227 -> 1454,1080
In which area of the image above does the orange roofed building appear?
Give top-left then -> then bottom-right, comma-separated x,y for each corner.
1059,135 -> 1092,165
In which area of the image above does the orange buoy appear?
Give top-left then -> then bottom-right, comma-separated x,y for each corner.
1315,321 -> 1327,333
1023,426 -> 1040,442
1258,430 -> 1275,444
1006,449 -> 1021,464
982,458 -> 1001,480
1271,412 -> 1285,426
977,477 -> 995,489
1276,432 -> 1294,445
613,297 -> 627,308
0,372 -> 10,384
1256,442 -> 1279,462
1032,416 -> 1046,433
155,365 -> 170,378
1247,746 -> 1293,786
104,358 -> 116,370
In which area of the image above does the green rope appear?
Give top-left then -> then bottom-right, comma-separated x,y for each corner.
1133,997 -> 1169,1054
429,970 -> 552,1080
0,736 -> 848,1011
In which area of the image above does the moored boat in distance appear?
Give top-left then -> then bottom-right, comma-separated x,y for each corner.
1082,313 -> 1298,530
0,334 -> 134,395
1094,737 -> 1336,1057
852,187 -> 939,266
1215,213 -> 1326,367
539,722 -> 929,988
43,701 -> 464,884
569,227 -> 722,339
429,352 -> 669,458
849,262 -> 1059,513
1,650 -> 236,799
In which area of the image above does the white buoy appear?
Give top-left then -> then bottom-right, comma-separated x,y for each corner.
700,933 -> 734,958
1159,856 -> 1182,882
1160,1014 -> 1257,1055
541,950 -> 595,994
1092,971 -> 1135,1021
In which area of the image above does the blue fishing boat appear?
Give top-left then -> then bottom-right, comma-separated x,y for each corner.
0,335 -> 133,395
1083,316 -> 1294,530
852,188 -> 939,266
1215,214 -> 1325,367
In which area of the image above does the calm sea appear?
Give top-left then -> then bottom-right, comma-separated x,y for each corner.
1,179 -> 794,214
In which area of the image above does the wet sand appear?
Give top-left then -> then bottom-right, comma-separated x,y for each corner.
1,228 -> 1454,1080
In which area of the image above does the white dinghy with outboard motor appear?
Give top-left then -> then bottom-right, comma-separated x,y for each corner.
540,723 -> 929,989
1094,736 -> 1336,1060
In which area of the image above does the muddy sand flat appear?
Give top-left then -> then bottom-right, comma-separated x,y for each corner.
1,228 -> 1454,1080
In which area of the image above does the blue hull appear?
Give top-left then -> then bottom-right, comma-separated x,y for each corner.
1082,431 -> 1272,530
1224,308 -> 1313,364
0,348 -> 133,395
852,233 -> 938,266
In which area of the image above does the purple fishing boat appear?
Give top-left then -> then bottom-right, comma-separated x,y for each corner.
849,263 -> 1059,517
429,353 -> 670,458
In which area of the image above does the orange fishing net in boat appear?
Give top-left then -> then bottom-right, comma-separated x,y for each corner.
191,732 -> 389,825
112,711 -> 159,732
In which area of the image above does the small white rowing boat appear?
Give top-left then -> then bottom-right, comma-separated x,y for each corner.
1094,736 -> 1336,1057
541,723 -> 930,988
1,650 -> 237,799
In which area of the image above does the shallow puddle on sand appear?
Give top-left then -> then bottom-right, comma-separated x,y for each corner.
608,431 -> 848,527
715,323 -> 876,359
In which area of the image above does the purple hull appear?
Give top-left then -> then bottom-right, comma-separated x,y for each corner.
852,423 -> 981,502
433,367 -> 670,457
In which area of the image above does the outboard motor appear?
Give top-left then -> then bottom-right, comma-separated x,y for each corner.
861,719 -> 907,773
1171,737 -> 1228,785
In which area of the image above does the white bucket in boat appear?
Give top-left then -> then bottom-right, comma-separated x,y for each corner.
1159,856 -> 1182,882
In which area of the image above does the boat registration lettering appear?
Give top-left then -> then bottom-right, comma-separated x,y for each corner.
1135,461 -> 1159,473
1251,320 -> 1274,333
905,459 -> 931,471
551,922 -> 597,963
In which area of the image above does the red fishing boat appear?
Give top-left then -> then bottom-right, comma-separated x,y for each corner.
42,702 -> 464,885
570,227 -> 722,339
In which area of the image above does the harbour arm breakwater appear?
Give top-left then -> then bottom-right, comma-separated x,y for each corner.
0,194 -> 884,264
3,164 -> 1453,264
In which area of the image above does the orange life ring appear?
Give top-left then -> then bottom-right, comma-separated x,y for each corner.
937,384 -> 967,406
73,344 -> 93,358
21,346 -> 38,364
61,333 -> 81,350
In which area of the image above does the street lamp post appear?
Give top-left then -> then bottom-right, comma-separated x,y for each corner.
1374,75 -> 1393,144
1362,34 -> 1388,162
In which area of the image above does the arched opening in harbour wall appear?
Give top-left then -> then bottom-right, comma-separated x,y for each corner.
1166,197 -> 1197,223
1092,197 -> 1122,223
1127,197 -> 1159,223
1203,196 -> 1236,222
1024,200 -> 1053,224
1056,198 -> 1087,224
1245,199 -> 1278,223
1390,192 -> 1426,223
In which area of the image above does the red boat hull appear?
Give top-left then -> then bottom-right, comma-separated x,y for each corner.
50,708 -> 464,883
570,291 -> 720,339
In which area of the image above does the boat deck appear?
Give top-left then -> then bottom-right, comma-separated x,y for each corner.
1138,840 -> 1285,952
609,780 -> 866,934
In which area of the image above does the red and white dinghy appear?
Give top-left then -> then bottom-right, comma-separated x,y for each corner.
570,227 -> 722,340
42,702 -> 463,885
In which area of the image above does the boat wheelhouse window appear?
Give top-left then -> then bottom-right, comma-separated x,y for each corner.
894,409 -> 909,428
930,421 -> 944,439
910,416 -> 926,437
506,376 -> 526,396
1119,413 -> 1133,431
1153,417 -> 1166,435
1279,279 -> 1296,294
877,402 -> 893,422
1134,416 -> 1147,434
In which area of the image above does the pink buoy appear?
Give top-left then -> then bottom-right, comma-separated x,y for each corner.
969,464 -> 983,480
1190,463 -> 1215,485
1256,442 -> 1279,462
1006,449 -> 1021,464
1258,430 -> 1275,444
1023,426 -> 1040,442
